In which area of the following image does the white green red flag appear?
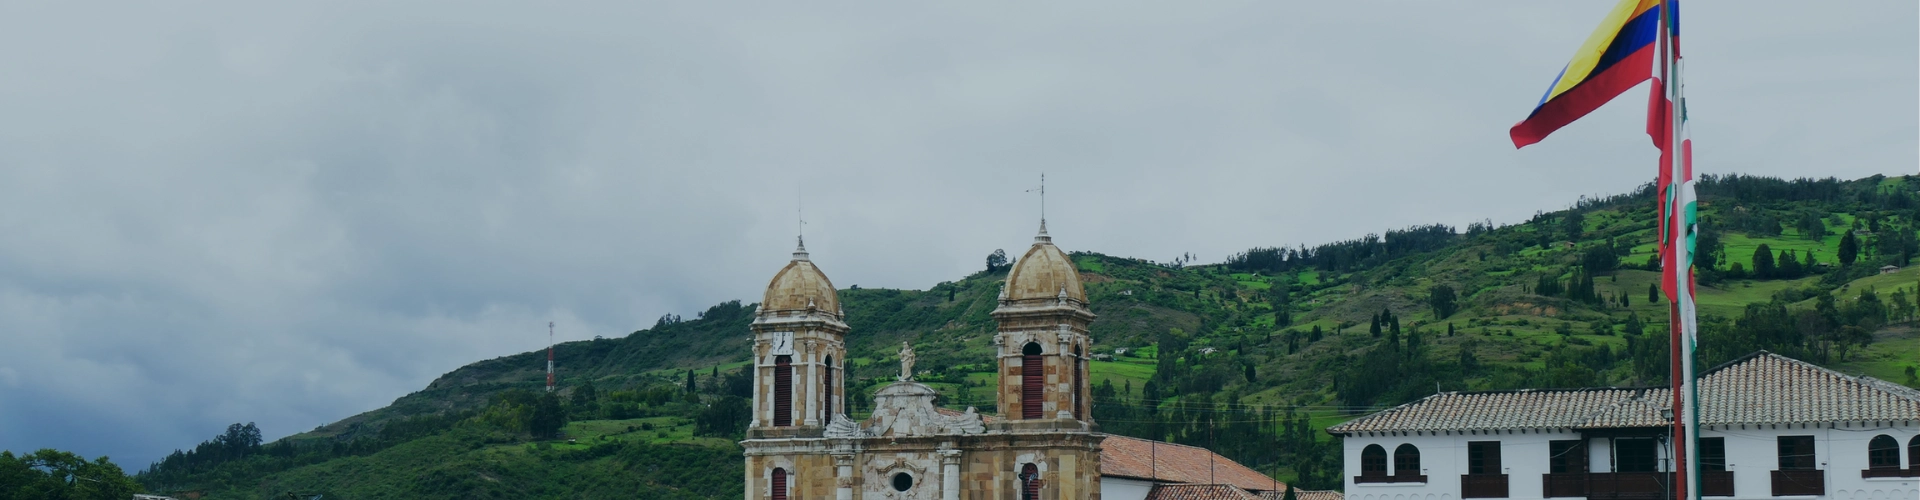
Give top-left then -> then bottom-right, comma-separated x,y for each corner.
1515,2 -> 1700,500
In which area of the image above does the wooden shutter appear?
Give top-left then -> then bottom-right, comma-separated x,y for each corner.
771,468 -> 788,500
774,356 -> 792,427
1020,463 -> 1041,500
1022,355 -> 1044,419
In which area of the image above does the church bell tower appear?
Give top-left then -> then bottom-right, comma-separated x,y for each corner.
749,237 -> 849,433
992,221 -> 1097,423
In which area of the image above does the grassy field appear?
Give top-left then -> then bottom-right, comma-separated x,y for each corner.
1834,326 -> 1920,385
1091,356 -> 1156,390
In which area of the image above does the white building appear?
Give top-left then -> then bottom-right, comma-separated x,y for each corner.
1330,352 -> 1920,500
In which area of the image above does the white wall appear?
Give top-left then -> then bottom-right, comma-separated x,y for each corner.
1341,423 -> 1920,500
1100,476 -> 1155,500
1703,423 -> 1918,500
1344,430 -> 1582,500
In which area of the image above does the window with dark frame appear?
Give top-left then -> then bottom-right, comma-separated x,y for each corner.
823,355 -> 834,423
1468,441 -> 1502,475
1394,444 -> 1422,478
1777,435 -> 1816,470
1867,435 -> 1899,470
1021,343 -> 1044,419
1549,440 -> 1587,474
1911,436 -> 1920,469
1020,463 -> 1041,500
1614,438 -> 1658,473
771,468 -> 788,500
1361,444 -> 1388,478
773,355 -> 793,427
1698,437 -> 1726,472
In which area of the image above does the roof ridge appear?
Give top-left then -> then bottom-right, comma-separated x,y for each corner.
1104,434 -> 1225,454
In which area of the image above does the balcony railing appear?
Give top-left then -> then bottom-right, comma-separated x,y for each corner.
1860,467 -> 1920,478
1540,471 -> 1734,499
1586,472 -> 1669,500
1355,474 -> 1427,484
1700,470 -> 1735,497
1770,470 -> 1824,496
1461,474 -> 1510,499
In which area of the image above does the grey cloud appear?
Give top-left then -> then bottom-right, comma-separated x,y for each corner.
0,1 -> 1911,466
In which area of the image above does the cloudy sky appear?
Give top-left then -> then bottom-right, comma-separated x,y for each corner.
0,1 -> 1912,467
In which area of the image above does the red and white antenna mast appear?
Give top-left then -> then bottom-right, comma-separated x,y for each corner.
546,321 -> 556,392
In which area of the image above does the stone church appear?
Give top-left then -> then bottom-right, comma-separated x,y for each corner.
740,221 -> 1313,500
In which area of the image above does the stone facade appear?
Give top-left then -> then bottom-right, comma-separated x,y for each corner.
742,222 -> 1106,500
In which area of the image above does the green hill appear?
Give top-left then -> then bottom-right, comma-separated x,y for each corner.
136,174 -> 1919,499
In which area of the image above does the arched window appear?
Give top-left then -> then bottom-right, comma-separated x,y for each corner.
823,355 -> 835,423
1020,463 -> 1041,500
1394,444 -> 1422,477
1022,343 -> 1044,419
1910,436 -> 1920,469
1867,435 -> 1899,470
1361,444 -> 1388,478
771,467 -> 789,500
774,355 -> 793,427
1072,345 -> 1084,420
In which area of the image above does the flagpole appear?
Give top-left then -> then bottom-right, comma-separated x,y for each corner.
1658,1 -> 1704,496
1671,8 -> 1702,500
1655,3 -> 1690,500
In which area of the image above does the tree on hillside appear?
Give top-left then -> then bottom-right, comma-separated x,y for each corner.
1309,325 -> 1323,342
1695,228 -> 1724,273
986,249 -> 1013,273
1,449 -> 144,499
1777,249 -> 1803,278
572,380 -> 598,407
1752,244 -> 1776,278
1648,283 -> 1660,304
1369,314 -> 1381,338
1795,211 -> 1828,240
530,392 -> 567,439
684,370 -> 696,393
695,396 -> 751,438
1839,231 -> 1860,265
1429,284 -> 1458,319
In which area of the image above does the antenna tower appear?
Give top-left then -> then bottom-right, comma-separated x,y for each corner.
546,321 -> 555,392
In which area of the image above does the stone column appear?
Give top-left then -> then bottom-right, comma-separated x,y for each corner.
833,453 -> 855,500
802,340 -> 819,425
938,447 -> 963,500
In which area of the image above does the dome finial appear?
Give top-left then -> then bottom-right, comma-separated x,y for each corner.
793,235 -> 810,261
1026,173 -> 1050,244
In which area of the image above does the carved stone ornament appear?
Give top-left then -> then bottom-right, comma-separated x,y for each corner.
824,413 -> 871,438
863,382 -> 985,437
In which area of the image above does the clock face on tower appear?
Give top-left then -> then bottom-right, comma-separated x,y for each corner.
770,331 -> 795,356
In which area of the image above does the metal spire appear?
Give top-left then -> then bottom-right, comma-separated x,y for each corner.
1027,173 -> 1051,243
794,187 -> 810,261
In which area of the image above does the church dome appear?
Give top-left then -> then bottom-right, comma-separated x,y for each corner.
762,238 -> 841,314
1003,221 -> 1086,302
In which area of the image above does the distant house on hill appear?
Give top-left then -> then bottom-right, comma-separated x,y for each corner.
1882,265 -> 1900,275
1329,351 -> 1920,500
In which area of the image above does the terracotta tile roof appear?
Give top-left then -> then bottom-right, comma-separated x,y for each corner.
1327,352 -> 1920,434
1696,351 -> 1920,424
1146,484 -> 1262,500
1101,435 -> 1284,492
1256,490 -> 1346,500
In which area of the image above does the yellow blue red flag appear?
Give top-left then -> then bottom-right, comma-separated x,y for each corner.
1511,0 -> 1665,148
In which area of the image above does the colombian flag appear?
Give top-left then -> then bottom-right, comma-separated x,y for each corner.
1510,0 -> 1665,148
